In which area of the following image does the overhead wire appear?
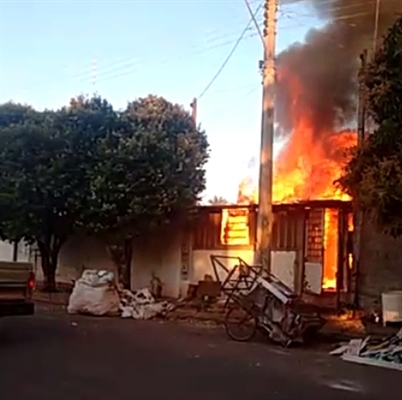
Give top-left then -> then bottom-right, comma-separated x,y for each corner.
197,1 -> 264,100
91,32 -> 261,85
71,7 -> 268,82
73,1 -> 384,87
72,28 -> 258,82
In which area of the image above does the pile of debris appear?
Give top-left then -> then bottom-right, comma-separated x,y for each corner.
67,270 -> 174,320
330,328 -> 402,371
118,286 -> 174,319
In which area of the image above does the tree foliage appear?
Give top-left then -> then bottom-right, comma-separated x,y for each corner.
208,196 -> 229,205
338,15 -> 402,235
0,95 -> 209,289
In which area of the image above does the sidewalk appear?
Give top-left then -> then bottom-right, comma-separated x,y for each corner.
32,284 -> 400,343
33,281 -> 72,305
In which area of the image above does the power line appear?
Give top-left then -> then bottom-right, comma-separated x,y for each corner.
198,1 -> 264,99
244,0 -> 265,45
92,32 -> 261,85
72,1 -> 382,86
71,11 -> 265,81
72,29 -> 258,82
284,0 -> 380,20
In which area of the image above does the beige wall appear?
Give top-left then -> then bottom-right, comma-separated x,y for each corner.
191,249 -> 296,289
43,232 -> 183,298
131,233 -> 182,298
0,240 -> 30,263
35,235 -> 117,284
0,241 -> 15,261
191,249 -> 255,283
359,219 -> 402,312
47,232 -> 300,299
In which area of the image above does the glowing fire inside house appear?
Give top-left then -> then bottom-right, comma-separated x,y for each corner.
234,68 -> 357,293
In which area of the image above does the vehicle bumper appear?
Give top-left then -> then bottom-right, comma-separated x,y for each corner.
0,301 -> 35,317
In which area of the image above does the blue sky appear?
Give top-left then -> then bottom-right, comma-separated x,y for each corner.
0,0 -> 325,202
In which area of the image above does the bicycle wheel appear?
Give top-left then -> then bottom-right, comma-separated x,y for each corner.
224,307 -> 257,342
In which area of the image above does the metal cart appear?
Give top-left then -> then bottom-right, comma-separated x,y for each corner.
210,255 -> 325,346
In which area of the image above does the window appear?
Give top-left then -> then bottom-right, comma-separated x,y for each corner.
220,208 -> 250,246
193,208 -> 255,250
271,211 -> 299,250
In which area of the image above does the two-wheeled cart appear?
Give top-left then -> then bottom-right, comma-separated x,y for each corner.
210,255 -> 325,346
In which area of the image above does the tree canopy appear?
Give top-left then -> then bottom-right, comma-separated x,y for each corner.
0,95 -> 209,289
208,196 -> 229,205
338,15 -> 402,235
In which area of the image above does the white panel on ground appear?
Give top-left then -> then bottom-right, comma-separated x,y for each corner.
271,251 -> 296,290
304,262 -> 322,295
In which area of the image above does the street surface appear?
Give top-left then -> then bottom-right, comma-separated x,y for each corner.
0,307 -> 400,400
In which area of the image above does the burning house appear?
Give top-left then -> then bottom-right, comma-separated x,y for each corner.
31,2 -> 401,313
178,1 -> 402,311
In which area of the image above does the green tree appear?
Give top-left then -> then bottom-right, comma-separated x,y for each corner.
0,101 -> 34,129
85,95 -> 209,288
338,15 -> 402,235
0,96 -> 117,290
208,196 -> 229,205
0,94 -> 209,291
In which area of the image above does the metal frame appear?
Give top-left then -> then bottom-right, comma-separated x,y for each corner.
210,255 -> 325,346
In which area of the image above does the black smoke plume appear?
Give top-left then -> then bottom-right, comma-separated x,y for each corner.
276,0 -> 402,136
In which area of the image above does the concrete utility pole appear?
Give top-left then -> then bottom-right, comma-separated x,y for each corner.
357,50 -> 368,146
373,0 -> 381,54
353,49 -> 368,311
256,0 -> 277,271
190,98 -> 197,126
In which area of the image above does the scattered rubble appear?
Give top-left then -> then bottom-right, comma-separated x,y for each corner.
67,270 -> 174,320
118,286 -> 174,319
330,328 -> 402,371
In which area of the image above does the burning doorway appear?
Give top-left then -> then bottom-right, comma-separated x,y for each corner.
303,201 -> 353,297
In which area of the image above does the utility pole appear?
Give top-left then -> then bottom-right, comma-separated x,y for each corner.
255,0 -> 277,270
357,50 -> 368,146
373,0 -> 381,54
353,49 -> 368,311
190,98 -> 197,126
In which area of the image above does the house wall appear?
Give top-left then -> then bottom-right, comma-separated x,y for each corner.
131,232 -> 183,299
0,240 -> 30,262
191,249 -> 255,283
41,231 -> 184,298
42,203 -> 354,301
0,241 -> 15,261
358,219 -> 402,313
35,235 -> 117,284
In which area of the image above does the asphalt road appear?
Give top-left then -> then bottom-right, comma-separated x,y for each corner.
0,308 -> 400,400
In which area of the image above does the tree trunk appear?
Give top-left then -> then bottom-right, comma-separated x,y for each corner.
12,241 -> 18,262
107,238 -> 132,289
122,238 -> 132,290
37,235 -> 66,292
39,248 -> 55,292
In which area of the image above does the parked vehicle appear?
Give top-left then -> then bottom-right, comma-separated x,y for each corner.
0,261 -> 35,317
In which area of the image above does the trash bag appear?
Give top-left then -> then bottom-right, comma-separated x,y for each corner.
67,270 -> 120,316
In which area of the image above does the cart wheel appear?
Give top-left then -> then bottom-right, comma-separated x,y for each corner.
224,307 -> 257,342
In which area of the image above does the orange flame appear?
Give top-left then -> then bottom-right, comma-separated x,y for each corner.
235,69 -> 357,291
272,67 -> 356,203
322,209 -> 339,291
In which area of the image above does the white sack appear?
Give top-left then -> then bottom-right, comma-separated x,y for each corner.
67,270 -> 120,316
